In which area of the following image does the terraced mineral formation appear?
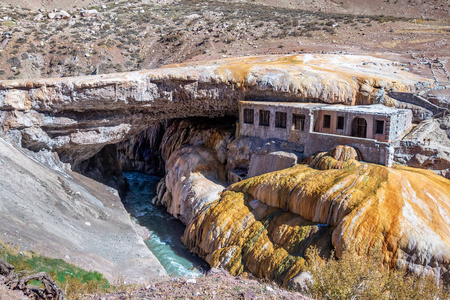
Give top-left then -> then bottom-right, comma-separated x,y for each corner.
183,146 -> 450,285
0,54 -> 432,165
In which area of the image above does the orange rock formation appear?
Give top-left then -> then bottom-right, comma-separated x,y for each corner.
183,146 -> 450,285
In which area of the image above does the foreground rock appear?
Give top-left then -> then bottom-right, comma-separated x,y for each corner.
0,138 -> 167,283
0,260 -> 64,300
183,146 -> 450,285
92,268 -> 311,300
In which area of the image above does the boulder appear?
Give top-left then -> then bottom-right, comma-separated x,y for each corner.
33,13 -> 44,21
247,151 -> 298,177
56,10 -> 70,20
288,272 -> 314,293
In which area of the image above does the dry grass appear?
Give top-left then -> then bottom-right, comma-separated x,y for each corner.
305,248 -> 449,300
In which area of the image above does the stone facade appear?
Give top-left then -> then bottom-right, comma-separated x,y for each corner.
238,101 -> 413,166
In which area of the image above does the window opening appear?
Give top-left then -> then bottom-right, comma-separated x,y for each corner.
375,120 -> 384,134
352,117 -> 367,138
337,116 -> 345,130
259,110 -> 270,126
293,114 -> 305,131
323,114 -> 331,129
275,112 -> 287,128
243,108 -> 254,124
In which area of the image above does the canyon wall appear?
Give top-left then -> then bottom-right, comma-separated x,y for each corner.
0,54 -> 447,288
153,118 -> 234,224
0,54 -> 433,166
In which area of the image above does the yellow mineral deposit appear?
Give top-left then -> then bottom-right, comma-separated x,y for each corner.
183,146 -> 450,286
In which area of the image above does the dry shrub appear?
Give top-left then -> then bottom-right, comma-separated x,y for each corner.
305,248 -> 449,300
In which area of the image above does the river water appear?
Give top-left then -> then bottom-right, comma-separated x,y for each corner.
122,172 -> 208,277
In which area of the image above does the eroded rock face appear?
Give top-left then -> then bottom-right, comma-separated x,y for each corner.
153,118 -> 234,224
0,54 -> 432,165
395,116 -> 450,178
183,146 -> 450,285
117,122 -> 166,176
163,146 -> 227,224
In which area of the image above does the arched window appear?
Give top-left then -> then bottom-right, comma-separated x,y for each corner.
352,117 -> 367,138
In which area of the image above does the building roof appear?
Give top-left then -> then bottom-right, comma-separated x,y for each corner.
239,101 -> 408,115
239,101 -> 327,110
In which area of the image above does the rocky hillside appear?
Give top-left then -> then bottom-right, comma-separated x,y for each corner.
0,0 -> 448,85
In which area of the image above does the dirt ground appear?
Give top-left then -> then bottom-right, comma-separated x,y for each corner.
86,269 -> 312,300
0,0 -> 448,93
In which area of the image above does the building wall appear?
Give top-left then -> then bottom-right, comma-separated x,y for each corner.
388,110 -> 413,141
238,101 -> 412,166
314,111 -> 400,142
239,102 -> 312,145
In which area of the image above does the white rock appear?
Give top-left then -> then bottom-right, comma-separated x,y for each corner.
33,13 -> 44,21
81,9 -> 99,17
48,12 -> 56,19
288,271 -> 314,292
186,278 -> 196,284
57,11 -> 71,20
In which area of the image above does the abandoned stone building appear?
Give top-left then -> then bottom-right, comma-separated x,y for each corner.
238,101 -> 413,167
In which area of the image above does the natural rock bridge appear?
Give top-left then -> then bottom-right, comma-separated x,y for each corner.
0,54 -> 432,165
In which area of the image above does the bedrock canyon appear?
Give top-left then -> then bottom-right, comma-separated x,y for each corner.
0,54 -> 449,287
146,119 -> 449,285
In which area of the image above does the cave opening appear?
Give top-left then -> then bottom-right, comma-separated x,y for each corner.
73,116 -> 238,277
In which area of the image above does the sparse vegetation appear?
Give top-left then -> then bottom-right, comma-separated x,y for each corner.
0,0 -> 436,80
0,242 -> 109,299
305,248 -> 449,300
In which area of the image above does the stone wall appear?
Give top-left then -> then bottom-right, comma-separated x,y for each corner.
389,92 -> 444,115
304,132 -> 394,166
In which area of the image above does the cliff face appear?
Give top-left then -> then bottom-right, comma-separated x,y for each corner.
182,146 -> 450,285
0,54 -> 432,165
153,118 -> 234,224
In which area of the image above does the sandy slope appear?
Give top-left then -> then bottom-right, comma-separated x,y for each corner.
0,138 -> 167,284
